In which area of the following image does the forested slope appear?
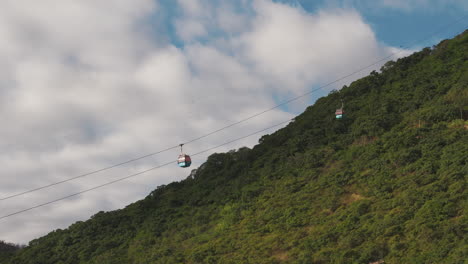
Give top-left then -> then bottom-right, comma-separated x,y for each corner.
3,30 -> 467,264
0,241 -> 21,263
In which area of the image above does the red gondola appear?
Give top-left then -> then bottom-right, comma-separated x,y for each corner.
335,99 -> 344,119
177,144 -> 192,168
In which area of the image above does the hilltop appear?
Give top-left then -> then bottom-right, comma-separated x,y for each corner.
2,30 -> 467,264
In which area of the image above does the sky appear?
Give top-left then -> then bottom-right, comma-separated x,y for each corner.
0,0 -> 466,244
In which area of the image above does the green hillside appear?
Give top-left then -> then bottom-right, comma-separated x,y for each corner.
0,241 -> 20,262
3,30 -> 467,264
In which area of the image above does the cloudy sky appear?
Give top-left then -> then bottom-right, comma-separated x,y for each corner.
0,0 -> 466,244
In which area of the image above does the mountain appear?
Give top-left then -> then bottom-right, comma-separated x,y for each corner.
3,30 -> 467,264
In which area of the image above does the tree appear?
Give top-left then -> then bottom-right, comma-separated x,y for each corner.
445,74 -> 468,119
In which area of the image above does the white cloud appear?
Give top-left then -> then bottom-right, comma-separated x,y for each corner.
175,0 -> 213,41
0,0 -> 410,244
178,0 -> 206,17
237,1 -> 383,94
174,0 -> 252,42
175,19 -> 209,41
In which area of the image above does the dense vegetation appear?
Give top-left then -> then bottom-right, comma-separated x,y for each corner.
0,241 -> 21,262
2,31 -> 467,264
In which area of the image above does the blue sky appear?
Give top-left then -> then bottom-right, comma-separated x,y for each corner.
0,0 -> 466,244
155,0 -> 467,49
286,0 -> 468,45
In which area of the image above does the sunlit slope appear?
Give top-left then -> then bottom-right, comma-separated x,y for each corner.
5,30 -> 467,264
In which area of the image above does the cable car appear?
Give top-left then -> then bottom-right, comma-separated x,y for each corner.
335,109 -> 344,119
177,144 -> 192,168
335,99 -> 344,119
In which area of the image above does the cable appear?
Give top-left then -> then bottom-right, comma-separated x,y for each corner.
1,14 -> 466,202
0,146 -> 180,201
0,120 -> 291,220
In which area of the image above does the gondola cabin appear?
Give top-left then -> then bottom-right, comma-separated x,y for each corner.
177,154 -> 192,168
335,108 -> 344,119
335,99 -> 345,119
